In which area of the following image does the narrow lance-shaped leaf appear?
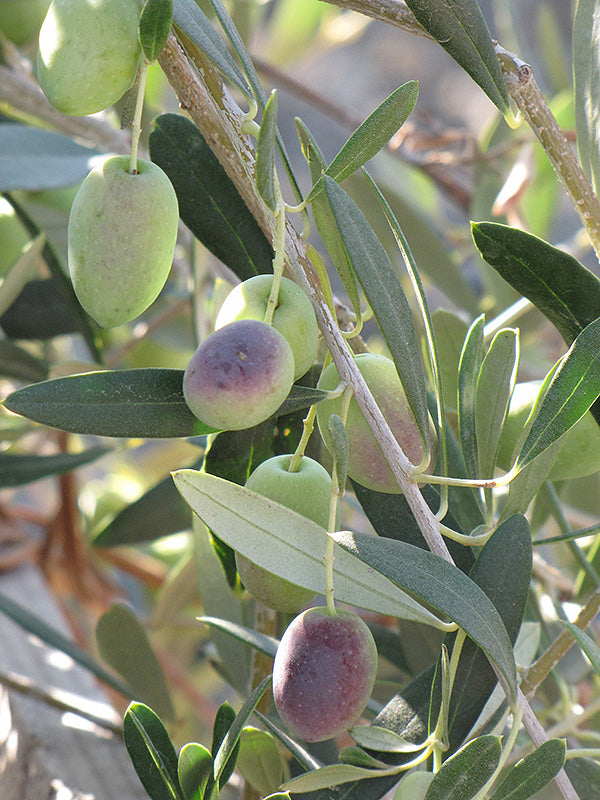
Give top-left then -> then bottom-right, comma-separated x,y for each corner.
123,702 -> 183,800
295,117 -> 326,184
0,447 -> 109,489
332,530 -> 517,699
172,0 -> 250,95
424,735 -> 502,800
471,222 -> 600,345
321,176 -> 430,448
574,0 -> 600,194
256,89 -> 279,212
516,317 -> 600,472
489,739 -> 566,800
458,314 -> 485,478
173,469 -> 448,628
562,621 -> 600,676
403,0 -> 510,117
140,0 -> 173,61
0,234 -> 45,318
475,328 -> 519,477
149,113 -> 274,280
324,81 -> 419,186
328,413 -> 349,494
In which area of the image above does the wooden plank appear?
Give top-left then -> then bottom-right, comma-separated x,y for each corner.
0,564 -> 147,800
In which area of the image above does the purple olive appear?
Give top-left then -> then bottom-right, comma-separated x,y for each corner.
273,607 -> 378,742
183,319 -> 294,431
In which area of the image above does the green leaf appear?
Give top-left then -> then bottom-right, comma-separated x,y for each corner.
236,727 -> 284,797
174,470 -> 447,627
475,328 -> 519,477
350,726 -> 427,754
93,465 -> 200,546
325,82 -> 419,185
140,0 -> 173,61
210,703 -> 239,790
516,317 -> 600,471
431,310 -> 469,413
471,222 -> 600,345
499,438 -> 563,522
565,757 -> 600,800
574,0 -> 600,194
295,117 -> 326,184
0,340 -> 48,382
198,616 -> 279,657
0,592 -> 133,698
0,233 -> 45,317
332,530 -> 517,698
0,278 -> 84,340
0,447 -> 109,488
178,743 -> 213,800
562,621 -> 600,676
96,604 -> 174,721
213,675 -> 272,782
321,176 -> 430,447
458,315 -> 485,478
489,739 -> 566,800
424,735 -> 502,800
403,0 -> 510,116
172,0 -> 250,95
149,114 -> 273,280
0,125 -> 102,192
282,762 -> 406,793
123,702 -> 182,800
3,368 -> 214,438
256,90 -> 279,212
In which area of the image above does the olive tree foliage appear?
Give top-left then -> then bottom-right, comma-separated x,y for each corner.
1,1 -> 600,799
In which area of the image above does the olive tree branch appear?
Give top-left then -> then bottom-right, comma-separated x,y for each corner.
157,32 -> 578,800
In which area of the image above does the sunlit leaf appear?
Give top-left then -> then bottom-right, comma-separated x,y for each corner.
256,89 -> 279,212
140,0 -> 173,61
424,735 -> 502,800
237,727 -> 284,797
123,702 -> 182,800
574,0 -> 600,194
489,739 -> 566,800
178,743 -> 212,800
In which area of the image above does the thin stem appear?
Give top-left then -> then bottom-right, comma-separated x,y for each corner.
288,405 -> 318,473
264,195 -> 286,326
129,60 -> 149,174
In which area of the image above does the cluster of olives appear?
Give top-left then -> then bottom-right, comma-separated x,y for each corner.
35,0 -> 179,328
183,275 -> 319,430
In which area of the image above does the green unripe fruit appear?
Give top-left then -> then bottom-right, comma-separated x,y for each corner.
0,0 -> 50,45
273,607 -> 378,742
497,380 -> 600,481
183,319 -> 295,430
68,155 -> 179,328
37,0 -> 142,116
215,275 -> 319,380
316,353 -> 430,493
236,455 -> 333,612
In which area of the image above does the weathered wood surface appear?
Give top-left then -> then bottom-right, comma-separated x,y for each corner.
0,564 -> 147,800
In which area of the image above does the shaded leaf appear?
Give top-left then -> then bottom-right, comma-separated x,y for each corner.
0,234 -> 45,317
574,0 -> 600,194
96,604 -> 174,720
256,90 -> 279,212
431,310 -> 470,412
282,762 -> 403,793
140,0 -> 173,61
565,757 -> 600,800
0,447 -> 109,488
149,114 -> 273,280
331,530 -> 517,698
0,278 -> 85,339
0,592 -> 133,697
458,314 -> 485,478
0,340 -> 48,382
516,318 -> 600,471
172,0 -> 250,95
321,176 -> 430,447
328,413 -> 349,493
198,616 -> 279,657
0,125 -> 102,192
295,117 -> 326,184
424,735 -> 502,800
562,621 -> 600,676
174,470 -> 448,627
178,743 -> 213,800
123,702 -> 182,800
475,328 -> 519,477
403,0 -> 510,115
489,739 -> 566,800
471,222 -> 600,345
325,82 -> 419,185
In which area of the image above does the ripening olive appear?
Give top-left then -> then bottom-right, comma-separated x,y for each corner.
215,275 -> 319,380
273,607 -> 378,742
183,319 -> 295,431
316,353 -> 431,493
